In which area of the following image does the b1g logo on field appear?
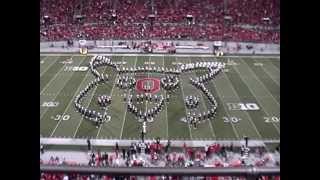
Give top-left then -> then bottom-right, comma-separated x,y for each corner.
227,103 -> 260,111
136,78 -> 160,94
64,66 -> 88,72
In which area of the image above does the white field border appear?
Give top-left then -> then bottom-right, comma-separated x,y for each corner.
41,54 -> 279,141
40,137 -> 279,148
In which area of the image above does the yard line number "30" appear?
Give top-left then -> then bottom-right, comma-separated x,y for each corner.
223,116 -> 241,123
52,114 -> 70,121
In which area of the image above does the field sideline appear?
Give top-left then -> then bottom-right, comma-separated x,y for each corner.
40,54 -> 280,141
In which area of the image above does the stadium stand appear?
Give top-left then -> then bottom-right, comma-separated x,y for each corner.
40,140 -> 280,180
40,0 -> 280,43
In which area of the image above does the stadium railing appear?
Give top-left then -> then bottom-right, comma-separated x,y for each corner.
40,165 -> 280,179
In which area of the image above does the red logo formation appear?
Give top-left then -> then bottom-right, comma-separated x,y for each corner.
136,78 -> 161,94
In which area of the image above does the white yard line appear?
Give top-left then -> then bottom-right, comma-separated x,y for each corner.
72,85 -> 99,138
254,59 -> 280,86
50,60 -> 91,137
221,70 -> 263,139
95,74 -> 118,139
72,62 -> 109,138
119,92 -> 129,140
40,56 -> 50,70
235,67 -> 280,133
200,58 -> 239,139
162,56 -> 169,139
120,56 -> 138,139
96,56 -> 122,138
145,56 -> 150,118
40,56 -> 73,95
40,56 -> 81,120
233,61 -> 280,134
210,58 -> 241,140
271,62 -> 280,72
209,81 -> 241,140
176,57 -> 193,140
261,66 -> 280,86
187,57 -> 216,139
40,56 -> 59,77
239,58 -> 280,106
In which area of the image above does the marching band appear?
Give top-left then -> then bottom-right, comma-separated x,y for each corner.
74,55 -> 224,132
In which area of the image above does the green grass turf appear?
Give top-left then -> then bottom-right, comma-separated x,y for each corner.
40,55 -> 280,141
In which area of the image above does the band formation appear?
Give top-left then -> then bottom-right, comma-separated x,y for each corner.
74,56 -> 225,137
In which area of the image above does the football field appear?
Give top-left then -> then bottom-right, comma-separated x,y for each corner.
40,54 -> 280,141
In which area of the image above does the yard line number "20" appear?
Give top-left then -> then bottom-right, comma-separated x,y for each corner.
263,116 -> 280,123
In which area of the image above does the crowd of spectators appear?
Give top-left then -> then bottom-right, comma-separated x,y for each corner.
225,0 -> 280,26
40,139 -> 280,180
40,0 -> 280,44
40,0 -> 77,24
40,24 -> 279,43
154,0 -> 225,24
154,0 -> 280,26
81,0 -> 114,23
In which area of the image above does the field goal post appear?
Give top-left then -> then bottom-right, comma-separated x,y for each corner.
213,41 -> 224,56
79,39 -> 88,55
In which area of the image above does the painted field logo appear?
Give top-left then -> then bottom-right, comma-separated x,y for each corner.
227,103 -> 260,111
136,78 -> 160,94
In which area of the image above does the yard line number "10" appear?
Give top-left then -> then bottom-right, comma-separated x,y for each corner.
52,114 -> 70,121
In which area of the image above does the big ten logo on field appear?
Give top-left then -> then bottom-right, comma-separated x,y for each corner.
227,103 -> 260,111
64,66 -> 88,72
136,78 -> 161,94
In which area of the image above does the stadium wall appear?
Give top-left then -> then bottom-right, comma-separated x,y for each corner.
40,40 -> 279,55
